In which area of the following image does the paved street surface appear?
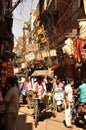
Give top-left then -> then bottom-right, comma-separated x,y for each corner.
16,104 -> 83,130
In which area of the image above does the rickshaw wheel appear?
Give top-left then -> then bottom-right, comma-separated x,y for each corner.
34,116 -> 38,128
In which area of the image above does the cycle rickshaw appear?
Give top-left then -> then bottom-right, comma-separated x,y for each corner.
30,70 -> 57,127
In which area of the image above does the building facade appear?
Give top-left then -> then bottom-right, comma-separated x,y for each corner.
36,0 -> 86,83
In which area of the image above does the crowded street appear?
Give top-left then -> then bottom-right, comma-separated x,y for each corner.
0,1 -> 86,130
16,104 -> 83,130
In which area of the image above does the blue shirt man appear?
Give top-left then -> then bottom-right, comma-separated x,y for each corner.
77,82 -> 86,102
72,79 -> 86,123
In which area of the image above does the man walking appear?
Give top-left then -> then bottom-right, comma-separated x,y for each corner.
64,78 -> 74,128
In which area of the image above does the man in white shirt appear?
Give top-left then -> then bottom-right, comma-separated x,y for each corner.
65,79 -> 74,128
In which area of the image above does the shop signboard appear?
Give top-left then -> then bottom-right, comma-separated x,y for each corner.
42,49 -> 57,58
25,52 -> 35,62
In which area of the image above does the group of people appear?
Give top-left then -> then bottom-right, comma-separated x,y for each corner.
64,78 -> 86,128
27,76 -> 86,129
0,75 -> 86,130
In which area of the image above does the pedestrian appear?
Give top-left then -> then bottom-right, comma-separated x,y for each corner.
17,76 -> 23,92
26,77 -> 33,108
53,78 -> 64,90
0,76 -> 20,130
33,76 -> 47,113
53,78 -> 64,101
46,77 -> 53,92
21,78 -> 28,104
64,78 -> 74,128
26,77 -> 32,91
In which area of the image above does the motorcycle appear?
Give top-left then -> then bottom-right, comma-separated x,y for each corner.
54,88 -> 64,112
75,102 -> 86,129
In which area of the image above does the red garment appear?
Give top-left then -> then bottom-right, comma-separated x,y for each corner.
22,82 -> 28,90
33,82 -> 46,99
77,39 -> 82,62
35,82 -> 44,93
73,39 -> 82,62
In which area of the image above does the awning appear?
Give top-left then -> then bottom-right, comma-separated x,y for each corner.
31,70 -> 54,78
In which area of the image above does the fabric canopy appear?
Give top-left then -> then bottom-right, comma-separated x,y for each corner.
31,70 -> 54,78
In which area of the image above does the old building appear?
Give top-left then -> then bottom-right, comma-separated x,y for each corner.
37,0 -> 86,83
13,0 -> 86,84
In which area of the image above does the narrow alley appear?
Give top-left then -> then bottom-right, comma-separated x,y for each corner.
16,104 -> 83,130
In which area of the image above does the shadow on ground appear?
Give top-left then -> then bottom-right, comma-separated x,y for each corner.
16,114 -> 33,130
39,111 -> 54,121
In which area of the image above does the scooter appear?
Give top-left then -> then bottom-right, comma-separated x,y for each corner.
54,88 -> 64,112
75,102 -> 86,129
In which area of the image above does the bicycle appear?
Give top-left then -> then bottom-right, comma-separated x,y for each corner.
33,97 -> 40,128
33,93 -> 57,127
